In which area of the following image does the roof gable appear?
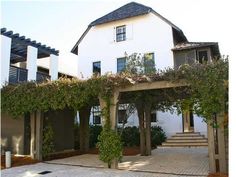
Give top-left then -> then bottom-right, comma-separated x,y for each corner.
71,2 -> 188,54
89,2 -> 151,27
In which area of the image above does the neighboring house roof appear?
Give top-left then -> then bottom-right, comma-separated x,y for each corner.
1,28 -> 59,63
172,42 -> 220,56
71,2 -> 187,54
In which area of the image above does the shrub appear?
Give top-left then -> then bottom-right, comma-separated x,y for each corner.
119,126 -> 166,148
118,127 -> 140,147
42,123 -> 55,158
151,126 -> 167,148
89,125 -> 103,148
97,128 -> 123,168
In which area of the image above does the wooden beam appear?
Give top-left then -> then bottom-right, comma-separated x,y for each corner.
117,80 -> 187,92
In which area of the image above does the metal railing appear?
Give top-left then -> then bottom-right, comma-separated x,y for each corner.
36,71 -> 51,82
9,65 -> 51,84
9,65 -> 28,83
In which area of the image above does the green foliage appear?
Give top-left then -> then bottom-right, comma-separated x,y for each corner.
151,126 -> 167,148
89,125 -> 103,148
173,59 -> 228,122
125,53 -> 156,75
97,128 -> 123,168
118,126 -> 166,148
42,123 -> 55,158
1,57 -> 228,126
118,127 -> 140,147
1,78 -> 100,117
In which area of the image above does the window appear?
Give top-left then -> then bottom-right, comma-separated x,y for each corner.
92,106 -> 101,125
197,50 -> 208,64
118,110 -> 126,124
151,112 -> 157,123
116,25 -> 126,42
93,61 -> 101,75
144,53 -> 155,74
117,57 -> 126,73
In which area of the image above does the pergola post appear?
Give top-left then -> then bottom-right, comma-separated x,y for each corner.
208,113 -> 227,173
49,54 -> 58,80
79,106 -> 91,153
144,104 -> 151,156
99,91 -> 119,169
26,46 -> 38,81
183,110 -> 191,132
30,111 -> 43,160
1,35 -> 11,87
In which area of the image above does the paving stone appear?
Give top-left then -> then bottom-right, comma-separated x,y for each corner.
1,147 -> 208,177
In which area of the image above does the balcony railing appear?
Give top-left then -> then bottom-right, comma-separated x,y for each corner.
9,66 -> 51,84
9,65 -> 28,83
36,71 -> 51,82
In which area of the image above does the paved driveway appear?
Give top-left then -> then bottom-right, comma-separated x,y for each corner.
1,147 -> 209,177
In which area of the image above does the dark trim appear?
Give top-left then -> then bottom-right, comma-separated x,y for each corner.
1,28 -> 59,56
71,27 -> 91,55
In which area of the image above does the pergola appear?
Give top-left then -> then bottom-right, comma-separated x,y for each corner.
97,80 -> 227,173
1,28 -> 59,85
24,78 -> 227,173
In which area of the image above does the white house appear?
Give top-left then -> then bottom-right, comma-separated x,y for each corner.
71,2 -> 220,138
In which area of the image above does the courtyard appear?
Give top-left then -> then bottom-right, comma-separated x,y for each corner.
1,147 -> 209,177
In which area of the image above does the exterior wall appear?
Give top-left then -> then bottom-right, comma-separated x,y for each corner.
193,115 -> 207,137
1,35 -> 11,87
77,13 -> 174,79
45,109 -> 75,152
1,113 -> 25,155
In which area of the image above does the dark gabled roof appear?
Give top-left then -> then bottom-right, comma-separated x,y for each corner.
89,2 -> 151,26
1,28 -> 59,63
172,42 -> 220,56
71,2 -> 188,54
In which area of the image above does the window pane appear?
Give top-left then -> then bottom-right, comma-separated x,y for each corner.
93,61 -> 101,75
144,53 -> 155,74
92,106 -> 101,124
117,57 -> 126,72
118,110 -> 126,124
151,112 -> 156,122
116,25 -> 126,42
198,51 -> 208,63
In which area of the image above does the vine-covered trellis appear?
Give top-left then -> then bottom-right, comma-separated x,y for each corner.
1,58 -> 228,168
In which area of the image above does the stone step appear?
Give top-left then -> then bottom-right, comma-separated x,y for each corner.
166,139 -> 208,143
170,136 -> 206,140
176,132 -> 200,134
162,142 -> 208,147
172,133 -> 204,137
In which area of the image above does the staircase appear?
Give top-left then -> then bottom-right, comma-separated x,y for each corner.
162,132 -> 208,147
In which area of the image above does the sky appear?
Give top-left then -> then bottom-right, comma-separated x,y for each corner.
1,0 -> 235,76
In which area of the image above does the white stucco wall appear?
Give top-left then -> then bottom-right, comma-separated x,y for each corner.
1,35 -> 12,87
76,13 -> 207,136
77,13 -> 174,79
193,115 -> 207,137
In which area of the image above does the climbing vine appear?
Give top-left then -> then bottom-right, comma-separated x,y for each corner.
1,57 -> 228,124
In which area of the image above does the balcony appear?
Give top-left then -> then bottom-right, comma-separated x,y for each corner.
9,66 -> 28,83
36,71 -> 51,82
9,66 -> 50,84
